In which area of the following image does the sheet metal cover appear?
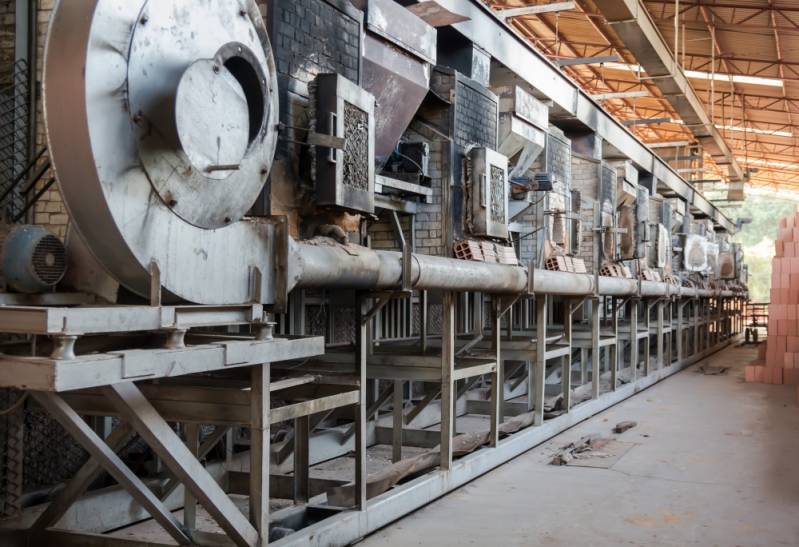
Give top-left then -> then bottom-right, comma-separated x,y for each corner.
43,0 -> 280,304
366,0 -> 437,64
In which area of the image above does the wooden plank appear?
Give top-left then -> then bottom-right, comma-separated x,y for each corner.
270,390 -> 359,424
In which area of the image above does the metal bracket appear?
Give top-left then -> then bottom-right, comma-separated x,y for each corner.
249,266 -> 263,304
114,350 -> 156,380
569,297 -> 589,316
149,260 -> 161,307
390,211 -> 414,292
455,334 -> 484,358
219,341 -> 252,367
362,293 -> 394,325
270,216 -> 290,313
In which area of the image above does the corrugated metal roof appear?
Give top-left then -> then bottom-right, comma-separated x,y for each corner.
485,0 -> 799,192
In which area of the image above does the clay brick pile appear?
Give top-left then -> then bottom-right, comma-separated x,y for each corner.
746,212 -> 799,390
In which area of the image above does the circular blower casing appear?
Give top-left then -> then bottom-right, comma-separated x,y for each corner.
0,225 -> 67,293
43,0 -> 280,304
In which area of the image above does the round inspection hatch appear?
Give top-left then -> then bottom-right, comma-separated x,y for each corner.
175,59 -> 250,181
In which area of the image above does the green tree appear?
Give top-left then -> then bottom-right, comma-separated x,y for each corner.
730,195 -> 798,302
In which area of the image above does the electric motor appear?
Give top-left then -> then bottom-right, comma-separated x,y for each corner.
0,225 -> 66,293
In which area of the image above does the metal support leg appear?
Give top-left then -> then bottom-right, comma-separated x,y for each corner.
562,298 -> 572,410
392,380 -> 403,463
580,348 -> 587,386
677,302 -> 685,362
421,290 -> 428,352
490,298 -> 501,446
293,415 -> 310,504
441,291 -> 455,469
183,423 -> 199,530
30,391 -> 192,545
105,383 -> 258,547
656,301 -> 664,370
526,360 -> 534,412
610,298 -> 618,391
630,299 -> 639,381
694,300 -> 700,354
250,365 -> 270,540
534,294 -> 547,425
355,295 -> 368,509
644,304 -> 652,376
591,297 -> 600,399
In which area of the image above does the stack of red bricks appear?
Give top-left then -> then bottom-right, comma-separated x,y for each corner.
746,212 -> 799,391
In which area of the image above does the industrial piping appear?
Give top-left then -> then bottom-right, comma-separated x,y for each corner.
291,239 -> 742,298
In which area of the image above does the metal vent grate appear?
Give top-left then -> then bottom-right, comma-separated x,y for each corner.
490,165 -> 506,224
343,101 -> 369,191
31,234 -> 66,286
0,61 -> 31,221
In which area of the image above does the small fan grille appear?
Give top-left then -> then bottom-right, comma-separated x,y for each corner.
31,235 -> 66,286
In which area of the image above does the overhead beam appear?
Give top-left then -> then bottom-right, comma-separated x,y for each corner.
592,90 -> 649,100
647,140 -> 692,148
430,0 -> 735,231
497,1 -> 575,19
623,117 -> 673,126
556,55 -> 619,66
593,0 -> 747,184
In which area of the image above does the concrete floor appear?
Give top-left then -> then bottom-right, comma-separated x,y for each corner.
360,345 -> 799,547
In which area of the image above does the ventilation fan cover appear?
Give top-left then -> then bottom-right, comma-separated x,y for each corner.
635,187 -> 650,259
719,251 -> 735,279
706,242 -> 720,276
684,234 -> 708,272
619,205 -> 636,259
656,224 -> 669,269
547,192 -> 569,250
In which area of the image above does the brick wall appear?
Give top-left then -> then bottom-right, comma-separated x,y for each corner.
265,0 -> 362,163
572,156 -> 599,271
0,2 -> 14,85
28,0 -> 66,238
369,130 -> 445,256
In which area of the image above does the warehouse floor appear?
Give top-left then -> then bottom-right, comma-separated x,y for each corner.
360,344 -> 799,547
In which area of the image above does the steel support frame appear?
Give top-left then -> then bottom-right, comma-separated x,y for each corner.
269,330 -> 741,547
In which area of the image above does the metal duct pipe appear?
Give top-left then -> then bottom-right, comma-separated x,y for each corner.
290,240 -> 528,294
640,281 -> 670,297
290,239 -> 734,299
598,276 -> 639,297
530,270 -> 593,296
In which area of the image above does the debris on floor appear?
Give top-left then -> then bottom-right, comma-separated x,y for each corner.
550,434 -> 612,465
551,420 -> 640,466
613,420 -> 637,434
696,365 -> 729,375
